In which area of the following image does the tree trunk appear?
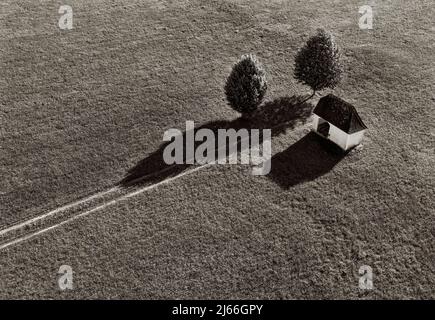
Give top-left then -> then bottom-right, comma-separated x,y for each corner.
296,89 -> 316,107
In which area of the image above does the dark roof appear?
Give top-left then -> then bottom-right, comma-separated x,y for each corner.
313,94 -> 367,134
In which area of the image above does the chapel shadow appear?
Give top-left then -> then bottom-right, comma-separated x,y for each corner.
268,131 -> 348,189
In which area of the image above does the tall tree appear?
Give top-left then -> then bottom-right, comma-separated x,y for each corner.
225,54 -> 267,119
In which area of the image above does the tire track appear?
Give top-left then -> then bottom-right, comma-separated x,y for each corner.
0,163 -> 214,250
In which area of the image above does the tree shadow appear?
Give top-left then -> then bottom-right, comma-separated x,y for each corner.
268,132 -> 347,189
119,95 -> 313,187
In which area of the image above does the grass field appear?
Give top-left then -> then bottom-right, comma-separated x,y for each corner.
0,0 -> 434,299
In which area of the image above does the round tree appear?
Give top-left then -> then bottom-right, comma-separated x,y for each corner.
294,29 -> 343,96
225,54 -> 267,119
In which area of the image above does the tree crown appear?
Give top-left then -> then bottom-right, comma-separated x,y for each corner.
225,54 -> 267,115
294,29 -> 343,92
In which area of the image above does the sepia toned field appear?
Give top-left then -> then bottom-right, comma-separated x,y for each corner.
0,0 -> 434,298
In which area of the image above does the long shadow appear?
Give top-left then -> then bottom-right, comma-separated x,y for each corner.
119,95 -> 313,187
268,132 -> 347,189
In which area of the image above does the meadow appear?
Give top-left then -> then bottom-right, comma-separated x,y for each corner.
0,0 -> 433,298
